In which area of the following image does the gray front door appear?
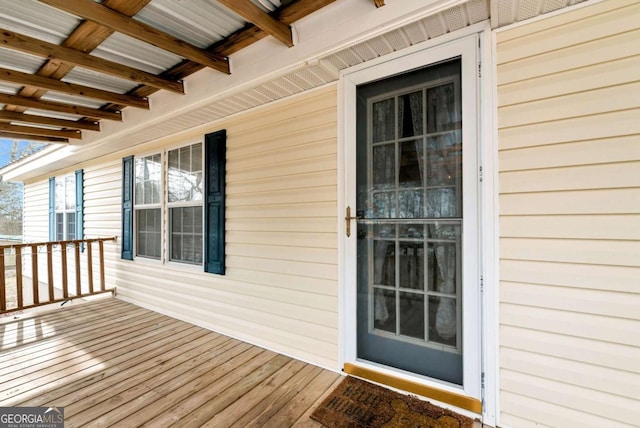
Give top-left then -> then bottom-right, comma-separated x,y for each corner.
355,58 -> 464,385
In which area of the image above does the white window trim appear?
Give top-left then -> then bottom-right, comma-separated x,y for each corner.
337,22 -> 498,423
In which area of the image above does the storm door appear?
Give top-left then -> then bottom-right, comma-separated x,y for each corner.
355,58 -> 466,385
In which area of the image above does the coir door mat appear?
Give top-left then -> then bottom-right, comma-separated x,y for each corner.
311,376 -> 474,428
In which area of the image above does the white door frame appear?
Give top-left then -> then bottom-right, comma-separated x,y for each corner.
337,22 -> 497,424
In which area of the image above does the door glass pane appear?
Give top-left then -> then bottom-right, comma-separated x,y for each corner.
429,296 -> 457,346
372,99 -> 395,143
373,239 -> 394,286
372,144 -> 395,190
399,140 -> 423,188
400,292 -> 424,339
399,241 -> 424,290
373,288 -> 395,333
398,91 -> 423,138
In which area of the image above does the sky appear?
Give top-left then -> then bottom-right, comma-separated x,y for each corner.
0,138 -> 45,169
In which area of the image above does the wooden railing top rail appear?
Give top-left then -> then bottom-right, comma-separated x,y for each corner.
0,236 -> 116,251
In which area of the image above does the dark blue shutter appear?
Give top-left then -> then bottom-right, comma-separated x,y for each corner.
75,169 -> 84,244
49,177 -> 55,241
204,130 -> 226,274
121,156 -> 134,260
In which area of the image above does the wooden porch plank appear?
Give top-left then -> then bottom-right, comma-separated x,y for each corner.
162,353 -> 292,428
0,298 -> 124,339
0,299 -> 342,427
0,311 -> 165,373
291,375 -> 345,427
4,323 -> 208,407
14,326 -> 225,408
0,301 -> 141,358
0,314 -> 175,381
70,345 -> 268,427
203,359 -> 309,427
265,370 -> 343,427
0,299 -> 131,343
0,301 -> 149,354
0,317 -> 198,399
228,363 -> 324,427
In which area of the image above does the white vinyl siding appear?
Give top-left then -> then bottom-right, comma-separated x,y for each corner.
496,1 -> 640,427
21,85 -> 338,369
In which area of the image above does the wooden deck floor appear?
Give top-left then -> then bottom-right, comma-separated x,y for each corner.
0,298 -> 341,427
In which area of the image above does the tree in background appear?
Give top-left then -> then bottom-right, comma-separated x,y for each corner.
0,140 -> 45,236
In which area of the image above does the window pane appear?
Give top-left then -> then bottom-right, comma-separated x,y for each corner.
55,178 -> 64,211
170,206 -> 203,265
56,213 -> 64,241
168,144 -> 203,203
66,213 -> 76,240
65,175 -> 76,210
136,209 -> 161,259
135,155 -> 161,205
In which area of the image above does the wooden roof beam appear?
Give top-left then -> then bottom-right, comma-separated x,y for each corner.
38,0 -> 231,74
0,123 -> 82,139
0,111 -> 100,131
0,131 -> 68,144
0,93 -> 122,121
0,68 -> 149,109
0,28 -> 184,94
101,0 -> 336,112
218,0 -> 293,47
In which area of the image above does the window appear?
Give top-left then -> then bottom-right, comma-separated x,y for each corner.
131,143 -> 204,265
122,131 -> 225,273
134,154 -> 162,259
49,170 -> 83,242
168,143 -> 203,264
55,175 -> 76,241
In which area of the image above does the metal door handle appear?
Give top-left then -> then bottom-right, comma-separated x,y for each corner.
345,206 -> 362,237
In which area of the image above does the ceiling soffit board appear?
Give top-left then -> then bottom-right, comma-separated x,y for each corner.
491,0 -> 588,28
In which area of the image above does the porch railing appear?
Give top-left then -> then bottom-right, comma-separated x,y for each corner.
0,237 -> 116,314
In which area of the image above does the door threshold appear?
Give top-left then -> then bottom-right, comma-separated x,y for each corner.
343,363 -> 482,414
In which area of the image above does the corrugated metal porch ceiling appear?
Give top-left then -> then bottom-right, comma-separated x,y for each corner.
0,0 -> 587,152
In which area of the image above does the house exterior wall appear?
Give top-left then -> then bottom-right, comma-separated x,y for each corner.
496,1 -> 640,426
22,85 -> 339,369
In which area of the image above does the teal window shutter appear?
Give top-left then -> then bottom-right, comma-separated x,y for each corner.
49,177 -> 55,241
204,130 -> 226,274
121,156 -> 134,260
75,169 -> 84,244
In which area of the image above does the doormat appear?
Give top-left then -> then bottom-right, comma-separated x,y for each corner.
311,376 -> 474,428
